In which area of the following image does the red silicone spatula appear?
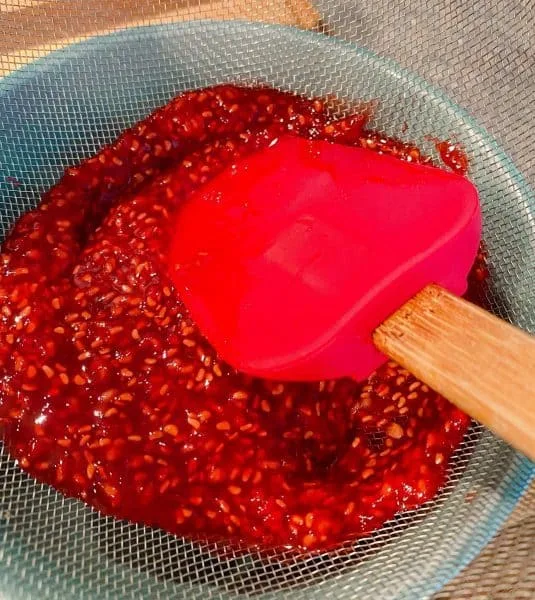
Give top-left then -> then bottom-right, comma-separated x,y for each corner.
169,136 -> 535,459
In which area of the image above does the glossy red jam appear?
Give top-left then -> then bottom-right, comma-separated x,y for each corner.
0,85 -> 472,550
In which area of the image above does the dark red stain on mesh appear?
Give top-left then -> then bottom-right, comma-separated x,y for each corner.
5,176 -> 21,188
0,85 -> 473,551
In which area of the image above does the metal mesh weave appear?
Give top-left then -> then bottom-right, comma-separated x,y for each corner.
0,2 -> 534,599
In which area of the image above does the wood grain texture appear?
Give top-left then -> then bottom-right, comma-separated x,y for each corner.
374,284 -> 535,460
0,0 -> 320,75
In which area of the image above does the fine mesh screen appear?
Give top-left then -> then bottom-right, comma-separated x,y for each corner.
0,2 -> 534,599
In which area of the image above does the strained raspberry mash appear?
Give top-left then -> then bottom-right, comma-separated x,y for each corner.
0,85 -> 476,550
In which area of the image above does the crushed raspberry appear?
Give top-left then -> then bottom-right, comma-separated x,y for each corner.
434,140 -> 469,175
0,85 -> 473,551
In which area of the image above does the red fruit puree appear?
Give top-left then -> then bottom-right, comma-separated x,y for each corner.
0,85 -> 474,551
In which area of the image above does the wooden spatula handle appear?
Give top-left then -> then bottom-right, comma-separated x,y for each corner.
373,284 -> 535,461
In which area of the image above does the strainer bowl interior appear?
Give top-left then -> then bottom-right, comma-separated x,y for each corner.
0,20 -> 534,600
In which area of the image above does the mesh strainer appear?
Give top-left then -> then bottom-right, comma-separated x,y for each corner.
0,2 -> 534,599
